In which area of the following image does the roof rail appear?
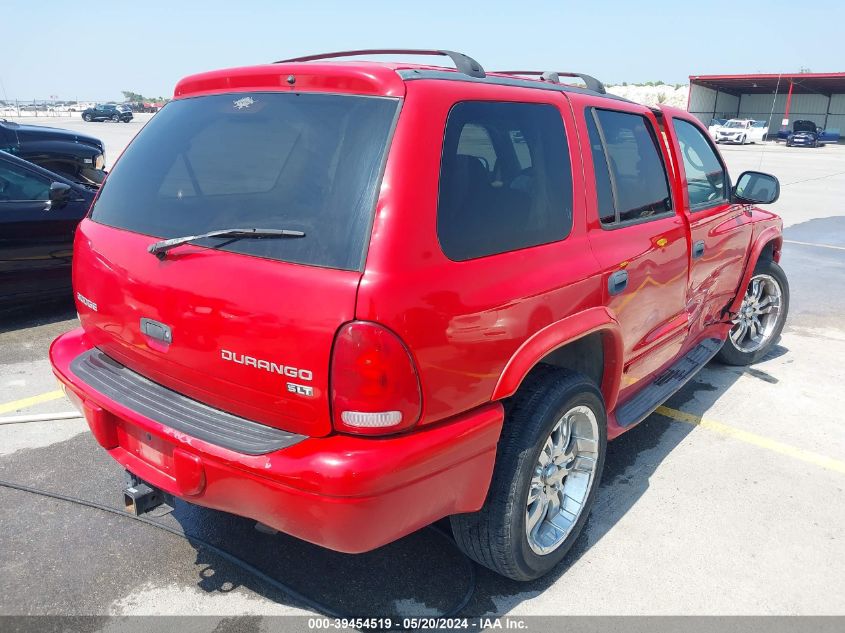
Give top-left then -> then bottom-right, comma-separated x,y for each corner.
495,70 -> 607,94
495,70 -> 561,83
275,49 -> 485,79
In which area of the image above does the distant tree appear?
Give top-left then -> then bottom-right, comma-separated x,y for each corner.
657,93 -> 668,104
121,91 -> 144,102
799,66 -> 812,74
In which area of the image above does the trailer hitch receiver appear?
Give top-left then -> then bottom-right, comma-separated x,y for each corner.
123,472 -> 173,516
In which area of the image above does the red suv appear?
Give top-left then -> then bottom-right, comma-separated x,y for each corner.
50,50 -> 788,581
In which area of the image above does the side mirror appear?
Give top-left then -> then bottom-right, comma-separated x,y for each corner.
733,171 -> 780,205
48,181 -> 72,210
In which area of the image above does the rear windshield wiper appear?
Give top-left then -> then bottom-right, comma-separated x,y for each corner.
148,227 -> 305,260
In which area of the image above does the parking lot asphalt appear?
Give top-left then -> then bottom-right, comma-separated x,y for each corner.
1,122 -> 844,617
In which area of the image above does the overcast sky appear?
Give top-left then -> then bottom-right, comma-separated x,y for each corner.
2,0 -> 842,102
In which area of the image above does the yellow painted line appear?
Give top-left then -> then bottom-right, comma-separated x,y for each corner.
656,405 -> 845,475
784,239 -> 845,252
5,390 -> 843,476
0,390 -> 65,415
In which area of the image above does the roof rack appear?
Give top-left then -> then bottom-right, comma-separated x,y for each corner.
275,49 -> 485,79
494,70 -> 607,94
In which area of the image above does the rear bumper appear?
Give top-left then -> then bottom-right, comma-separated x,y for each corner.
50,328 -> 504,553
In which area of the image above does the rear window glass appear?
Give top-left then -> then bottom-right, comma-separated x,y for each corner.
585,112 -> 616,224
437,101 -> 573,261
90,92 -> 398,270
590,108 -> 672,225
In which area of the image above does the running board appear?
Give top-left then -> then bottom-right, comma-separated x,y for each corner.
616,337 -> 722,428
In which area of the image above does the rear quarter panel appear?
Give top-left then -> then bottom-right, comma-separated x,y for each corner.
357,79 -> 602,426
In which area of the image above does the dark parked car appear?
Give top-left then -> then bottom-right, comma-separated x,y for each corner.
0,119 -> 106,186
786,120 -> 823,147
82,103 -> 133,123
0,151 -> 95,306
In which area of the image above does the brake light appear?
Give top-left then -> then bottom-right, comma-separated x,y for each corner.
331,321 -> 421,435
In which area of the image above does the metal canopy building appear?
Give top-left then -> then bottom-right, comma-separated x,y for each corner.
688,72 -> 845,138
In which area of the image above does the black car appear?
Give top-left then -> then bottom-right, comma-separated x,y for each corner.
82,103 -> 133,123
0,119 -> 106,186
0,151 -> 96,306
786,120 -> 822,147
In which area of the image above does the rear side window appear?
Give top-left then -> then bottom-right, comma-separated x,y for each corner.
585,113 -> 616,224
673,118 -> 727,208
586,108 -> 672,226
437,101 -> 573,261
90,92 -> 399,271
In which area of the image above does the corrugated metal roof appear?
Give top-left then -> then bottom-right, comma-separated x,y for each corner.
689,73 -> 845,95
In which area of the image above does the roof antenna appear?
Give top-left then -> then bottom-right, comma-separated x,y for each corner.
760,73 -> 782,170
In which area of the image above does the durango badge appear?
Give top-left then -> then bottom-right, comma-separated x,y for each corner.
220,349 -> 312,381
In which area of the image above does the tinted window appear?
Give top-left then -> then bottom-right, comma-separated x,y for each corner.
437,101 -> 573,261
0,161 -> 49,202
591,109 -> 672,225
585,112 -> 616,224
90,92 -> 398,271
673,118 -> 727,208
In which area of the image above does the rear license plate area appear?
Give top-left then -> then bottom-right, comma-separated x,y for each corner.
118,422 -> 174,474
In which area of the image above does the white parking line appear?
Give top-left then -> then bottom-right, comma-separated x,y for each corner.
784,239 -> 845,252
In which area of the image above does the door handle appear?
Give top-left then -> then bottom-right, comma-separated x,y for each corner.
692,240 -> 705,259
608,269 -> 628,295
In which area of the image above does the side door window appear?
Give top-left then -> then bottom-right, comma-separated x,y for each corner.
0,162 -> 50,203
0,124 -> 13,151
673,118 -> 728,209
437,101 -> 574,261
586,108 -> 673,226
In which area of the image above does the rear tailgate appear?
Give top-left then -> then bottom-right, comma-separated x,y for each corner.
75,219 -> 357,437
72,88 -> 399,438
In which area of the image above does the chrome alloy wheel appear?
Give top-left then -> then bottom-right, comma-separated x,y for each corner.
525,405 -> 599,555
730,273 -> 783,353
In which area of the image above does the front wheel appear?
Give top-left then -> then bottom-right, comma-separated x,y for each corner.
82,113 -> 91,122
717,258 -> 789,366
450,369 -> 606,581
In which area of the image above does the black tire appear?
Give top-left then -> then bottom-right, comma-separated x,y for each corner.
111,114 -> 119,122
82,113 -> 91,122
450,368 -> 607,581
716,258 -> 789,366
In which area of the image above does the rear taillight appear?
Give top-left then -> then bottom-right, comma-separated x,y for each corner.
331,321 -> 421,436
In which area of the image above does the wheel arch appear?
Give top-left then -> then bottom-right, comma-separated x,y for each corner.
729,226 -> 783,313
491,306 -> 624,411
